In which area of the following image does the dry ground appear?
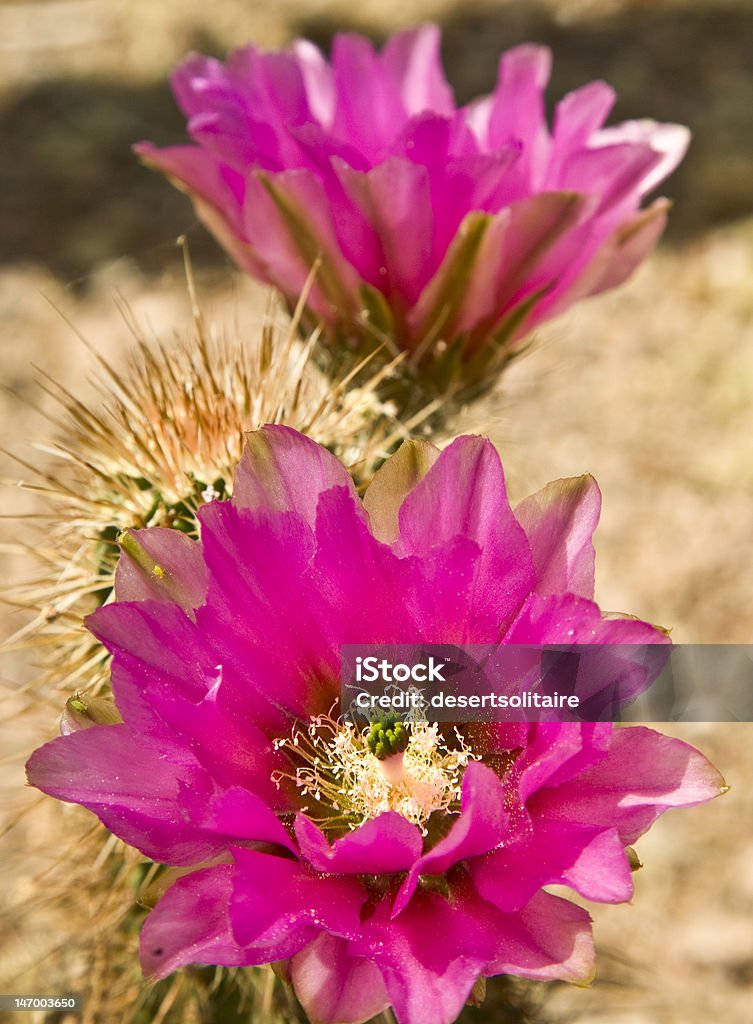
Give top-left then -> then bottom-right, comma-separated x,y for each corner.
1,1 -> 752,1022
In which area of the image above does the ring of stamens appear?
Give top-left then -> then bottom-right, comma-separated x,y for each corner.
273,714 -> 475,836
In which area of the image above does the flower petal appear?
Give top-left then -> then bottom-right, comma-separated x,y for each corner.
196,501 -> 339,728
134,142 -> 264,279
26,725 -> 219,865
535,725 -> 727,844
504,592 -> 668,647
396,436 -> 535,637
514,722 -> 613,800
353,885 -> 504,1024
114,526 -> 208,610
310,486 -> 424,643
362,439 -> 440,544
473,821 -> 633,911
532,198 -> 670,322
482,190 -> 588,311
242,168 -> 362,320
330,34 -> 403,159
592,120 -> 690,194
559,142 -> 663,214
233,425 -> 359,526
382,24 -> 455,118
551,81 -> 616,168
514,475 -> 601,600
295,812 -> 422,875
89,601 -> 286,805
207,787 -> 297,852
291,933 -> 390,1024
585,197 -> 671,295
393,761 -> 508,915
334,157 -> 434,303
487,45 -> 552,189
484,890 -> 595,984
230,848 -> 365,952
141,865 -> 249,979
292,39 -> 336,125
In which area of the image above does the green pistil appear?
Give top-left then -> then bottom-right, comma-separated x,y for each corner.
367,719 -> 409,761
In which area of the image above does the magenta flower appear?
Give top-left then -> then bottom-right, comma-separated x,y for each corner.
27,428 -> 722,1024
137,26 -> 688,391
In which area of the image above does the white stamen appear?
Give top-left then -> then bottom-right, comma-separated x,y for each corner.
285,717 -> 475,835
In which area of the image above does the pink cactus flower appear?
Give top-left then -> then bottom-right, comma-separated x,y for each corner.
137,26 -> 688,392
27,428 -> 723,1024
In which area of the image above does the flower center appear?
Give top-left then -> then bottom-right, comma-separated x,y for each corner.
273,715 -> 475,835
366,718 -> 410,760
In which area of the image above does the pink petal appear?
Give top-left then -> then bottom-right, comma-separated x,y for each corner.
550,80 -> 616,167
207,787 -> 297,852
295,812 -> 422,874
559,142 -> 663,214
242,168 -> 361,320
472,821 -> 633,911
291,933 -> 390,1024
170,53 -> 237,120
535,725 -> 727,845
334,156 -> 434,304
230,848 -> 365,952
503,598 -> 670,715
484,890 -> 595,984
229,47 -> 314,128
585,197 -> 670,295
310,486 -> 425,643
174,47 -> 316,170
487,45 -> 552,189
87,600 -> 222,721
308,488 -> 502,646
412,208 -> 512,340
89,602 -> 286,805
593,120 -> 690,194
453,191 -> 587,337
195,501 -> 340,728
514,475 -> 601,600
433,148 -> 521,253
514,722 -> 613,800
180,79 -> 284,171
115,657 -> 286,807
133,142 -> 265,279
322,155 -> 384,286
504,592 -> 668,646
292,39 -> 336,125
26,726 -> 219,865
396,436 -> 535,637
353,884 -> 505,1024
531,198 -> 669,322
141,865 -> 249,979
382,24 -> 455,117
393,762 -> 509,916
397,534 -> 487,643
114,526 -> 208,610
233,425 -> 360,526
330,34 -> 404,160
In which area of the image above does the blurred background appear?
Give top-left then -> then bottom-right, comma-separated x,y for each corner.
1,0 -> 752,1022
